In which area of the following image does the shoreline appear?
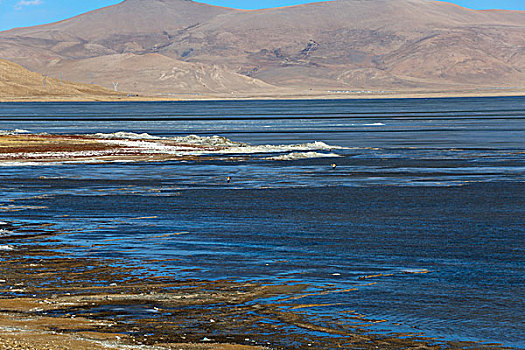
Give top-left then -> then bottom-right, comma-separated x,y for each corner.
0,133 -> 217,165
0,217 -> 514,350
0,133 -> 344,166
1,90 -> 524,103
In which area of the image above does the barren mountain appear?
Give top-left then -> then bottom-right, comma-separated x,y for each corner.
0,0 -> 524,96
0,59 -> 118,100
42,53 -> 275,95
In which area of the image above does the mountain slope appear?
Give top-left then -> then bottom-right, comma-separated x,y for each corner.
1,0 -> 524,95
42,53 -> 275,95
0,59 -> 119,99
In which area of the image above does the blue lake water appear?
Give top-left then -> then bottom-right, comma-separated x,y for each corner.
0,97 -> 524,347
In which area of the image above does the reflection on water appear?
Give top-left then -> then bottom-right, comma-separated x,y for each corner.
0,97 -> 524,347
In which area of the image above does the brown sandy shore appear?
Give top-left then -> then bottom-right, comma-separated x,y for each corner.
0,133 -> 234,164
0,90 -> 524,102
0,137 -> 515,350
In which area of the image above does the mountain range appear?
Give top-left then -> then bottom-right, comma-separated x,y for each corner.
0,0 -> 524,97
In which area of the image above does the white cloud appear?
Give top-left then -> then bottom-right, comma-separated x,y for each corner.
15,0 -> 43,10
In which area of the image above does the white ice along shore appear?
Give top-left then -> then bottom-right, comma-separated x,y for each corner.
266,152 -> 342,161
0,130 -> 346,163
93,132 -> 345,156
0,129 -> 31,135
0,229 -> 12,236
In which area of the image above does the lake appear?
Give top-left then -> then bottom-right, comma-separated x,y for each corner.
0,97 -> 524,348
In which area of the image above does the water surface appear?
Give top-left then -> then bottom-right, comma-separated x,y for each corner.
0,97 -> 524,347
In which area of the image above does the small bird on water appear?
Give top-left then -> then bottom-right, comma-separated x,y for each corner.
331,163 -> 337,169
226,176 -> 231,183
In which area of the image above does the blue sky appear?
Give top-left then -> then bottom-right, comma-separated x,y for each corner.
1,0 -> 524,31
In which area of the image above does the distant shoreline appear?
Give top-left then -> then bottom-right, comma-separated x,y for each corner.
1,90 -> 524,103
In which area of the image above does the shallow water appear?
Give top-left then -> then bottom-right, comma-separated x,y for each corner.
0,97 -> 524,347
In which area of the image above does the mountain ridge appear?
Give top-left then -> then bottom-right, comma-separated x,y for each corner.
1,0 -> 524,96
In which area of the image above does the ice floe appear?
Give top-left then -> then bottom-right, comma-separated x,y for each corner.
266,152 -> 341,161
0,129 -> 31,135
0,161 -> 59,167
0,229 -> 12,236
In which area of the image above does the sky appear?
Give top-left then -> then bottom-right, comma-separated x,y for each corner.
1,0 -> 524,31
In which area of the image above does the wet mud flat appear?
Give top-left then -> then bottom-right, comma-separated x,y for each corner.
0,133 -> 227,164
0,219 -> 515,350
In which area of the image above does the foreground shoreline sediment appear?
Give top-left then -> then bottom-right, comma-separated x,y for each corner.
0,216 -> 514,350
